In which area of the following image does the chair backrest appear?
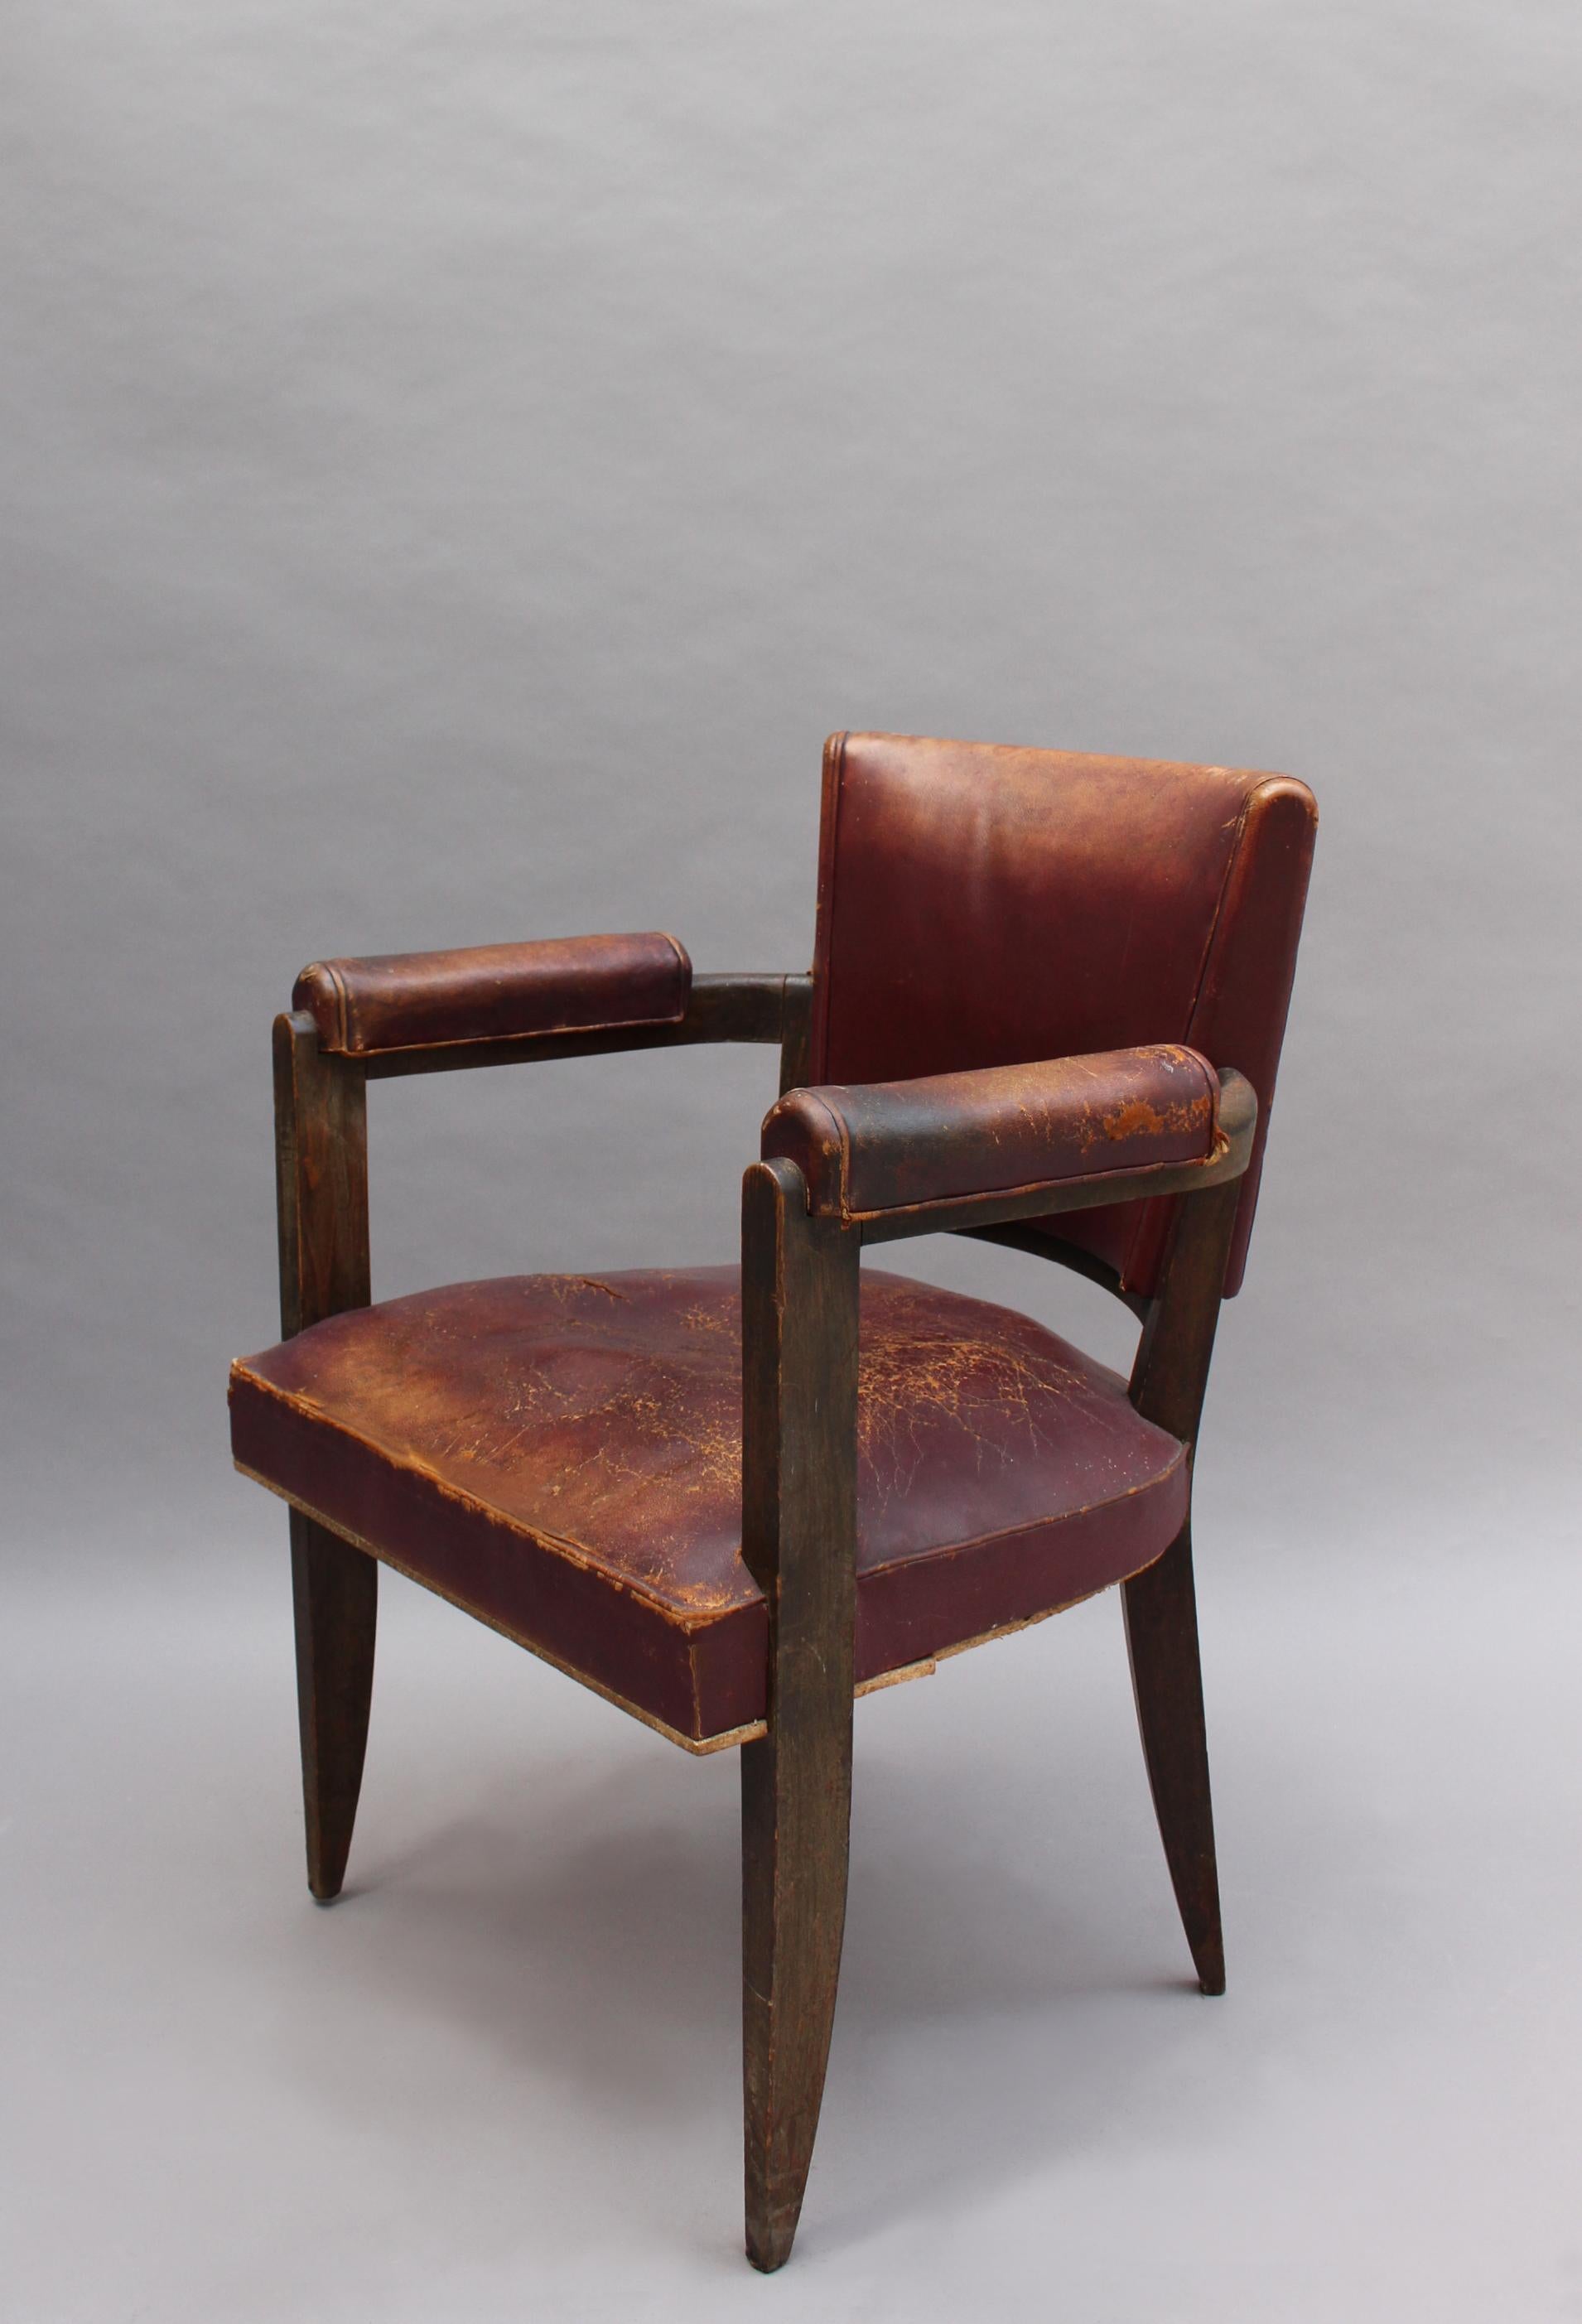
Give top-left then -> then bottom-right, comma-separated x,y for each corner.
806,732 -> 1317,1297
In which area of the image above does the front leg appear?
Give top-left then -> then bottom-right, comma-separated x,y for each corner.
1126,1175 -> 1242,1993
291,1512 -> 378,1902
739,1160 -> 861,2270
275,1011 -> 374,1898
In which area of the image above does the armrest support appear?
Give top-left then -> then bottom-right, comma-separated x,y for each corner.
761,1046 -> 1256,1241
293,930 -> 691,1057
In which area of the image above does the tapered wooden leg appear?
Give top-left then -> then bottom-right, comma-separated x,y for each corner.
1123,1520 -> 1223,1994
740,1158 -> 861,2271
740,1698 -> 853,2269
274,1011 -> 374,1902
290,1510 -> 377,1903
1124,1177 -> 1241,1995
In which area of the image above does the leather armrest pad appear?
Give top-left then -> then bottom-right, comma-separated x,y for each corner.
761,1044 -> 1220,1220
293,932 -> 691,1055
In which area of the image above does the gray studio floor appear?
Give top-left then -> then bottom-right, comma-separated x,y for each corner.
6,1487 -> 1579,2324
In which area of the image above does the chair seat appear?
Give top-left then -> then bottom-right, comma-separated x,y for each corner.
229,1266 -> 1189,1749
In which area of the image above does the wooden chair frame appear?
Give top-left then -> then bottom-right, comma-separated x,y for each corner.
273,970 -> 1256,2270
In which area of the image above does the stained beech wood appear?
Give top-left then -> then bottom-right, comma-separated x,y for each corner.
274,1010 -> 377,1902
853,1068 -> 1256,1242
289,1509 -> 378,1902
777,973 -> 814,1096
960,1220 -> 1151,1319
739,1157 -> 861,2273
797,1072 -> 1256,2008
273,1011 -> 369,1335
1123,1175 -> 1243,1995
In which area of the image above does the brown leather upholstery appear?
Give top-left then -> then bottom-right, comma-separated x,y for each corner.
808,733 -> 1315,1294
762,1045 -> 1219,1223
292,931 -> 691,1056
229,1268 -> 1189,1748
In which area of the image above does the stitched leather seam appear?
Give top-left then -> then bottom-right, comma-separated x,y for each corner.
1184,779 -> 1262,1034
793,1089 -> 852,1213
231,1366 -> 747,1629
656,929 -> 691,981
1184,1044 -> 1219,1118
818,1046 -> 1219,1222
857,1440 -> 1189,1573
232,1371 -> 1186,1622
838,1135 -> 1224,1227
313,938 -> 691,1056
233,1455 -> 760,1750
303,960 -> 353,1051
330,1000 -> 692,1058
807,730 -> 848,1085
1116,774 -> 1263,1285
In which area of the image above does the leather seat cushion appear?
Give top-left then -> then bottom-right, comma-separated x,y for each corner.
229,1267 -> 1189,1748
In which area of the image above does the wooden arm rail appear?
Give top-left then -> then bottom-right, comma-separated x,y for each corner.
761,1052 -> 1256,1244
273,972 -> 813,1337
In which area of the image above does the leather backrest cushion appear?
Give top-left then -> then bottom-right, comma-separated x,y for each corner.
807,732 -> 1315,1295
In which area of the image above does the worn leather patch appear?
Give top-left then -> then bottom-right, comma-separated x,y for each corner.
230,1266 -> 1189,1743
808,732 -> 1315,1291
292,930 -> 690,1055
761,1044 -> 1218,1221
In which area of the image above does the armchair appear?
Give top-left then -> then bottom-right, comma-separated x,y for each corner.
229,730 -> 1316,2269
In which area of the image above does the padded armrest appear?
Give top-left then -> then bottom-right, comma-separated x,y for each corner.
760,1044 -> 1222,1222
292,932 -> 691,1057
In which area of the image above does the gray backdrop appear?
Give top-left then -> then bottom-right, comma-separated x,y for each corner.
4,4 -> 1578,2319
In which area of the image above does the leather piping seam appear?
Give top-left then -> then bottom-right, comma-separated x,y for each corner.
1182,774 -> 1307,1078
316,998 -> 692,1059
239,1458 -> 1182,1748
811,1050 -> 1223,1223
790,1088 -> 852,1211
236,1458 -> 760,1753
806,730 -> 848,1084
230,1367 -> 743,1631
1117,773 -> 1271,1285
297,960 -> 353,1051
230,1365 -> 1190,1618
851,1441 -> 1191,1573
1183,780 -> 1263,1036
306,934 -> 692,1058
828,1133 -> 1227,1227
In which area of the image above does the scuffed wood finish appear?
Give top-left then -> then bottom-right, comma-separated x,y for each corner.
289,1508 -> 377,1902
856,1068 -> 1257,1244
777,973 -> 813,1096
1123,1174 -> 1243,1994
809,1078 -> 1255,2009
274,1009 -> 376,1902
273,1010 -> 369,1335
962,1218 -> 1151,1319
739,1157 -> 861,2272
765,1044 -> 1223,1222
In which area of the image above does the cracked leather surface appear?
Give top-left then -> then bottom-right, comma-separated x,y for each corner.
808,731 -> 1315,1293
762,1044 -> 1218,1220
229,1266 -> 1189,1744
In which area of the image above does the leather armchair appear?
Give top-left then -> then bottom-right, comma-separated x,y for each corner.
229,730 -> 1315,2269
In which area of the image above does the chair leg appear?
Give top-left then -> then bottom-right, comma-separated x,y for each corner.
738,1156 -> 860,2269
740,1705 -> 853,2272
1122,1519 -> 1225,1994
290,1510 -> 377,1903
